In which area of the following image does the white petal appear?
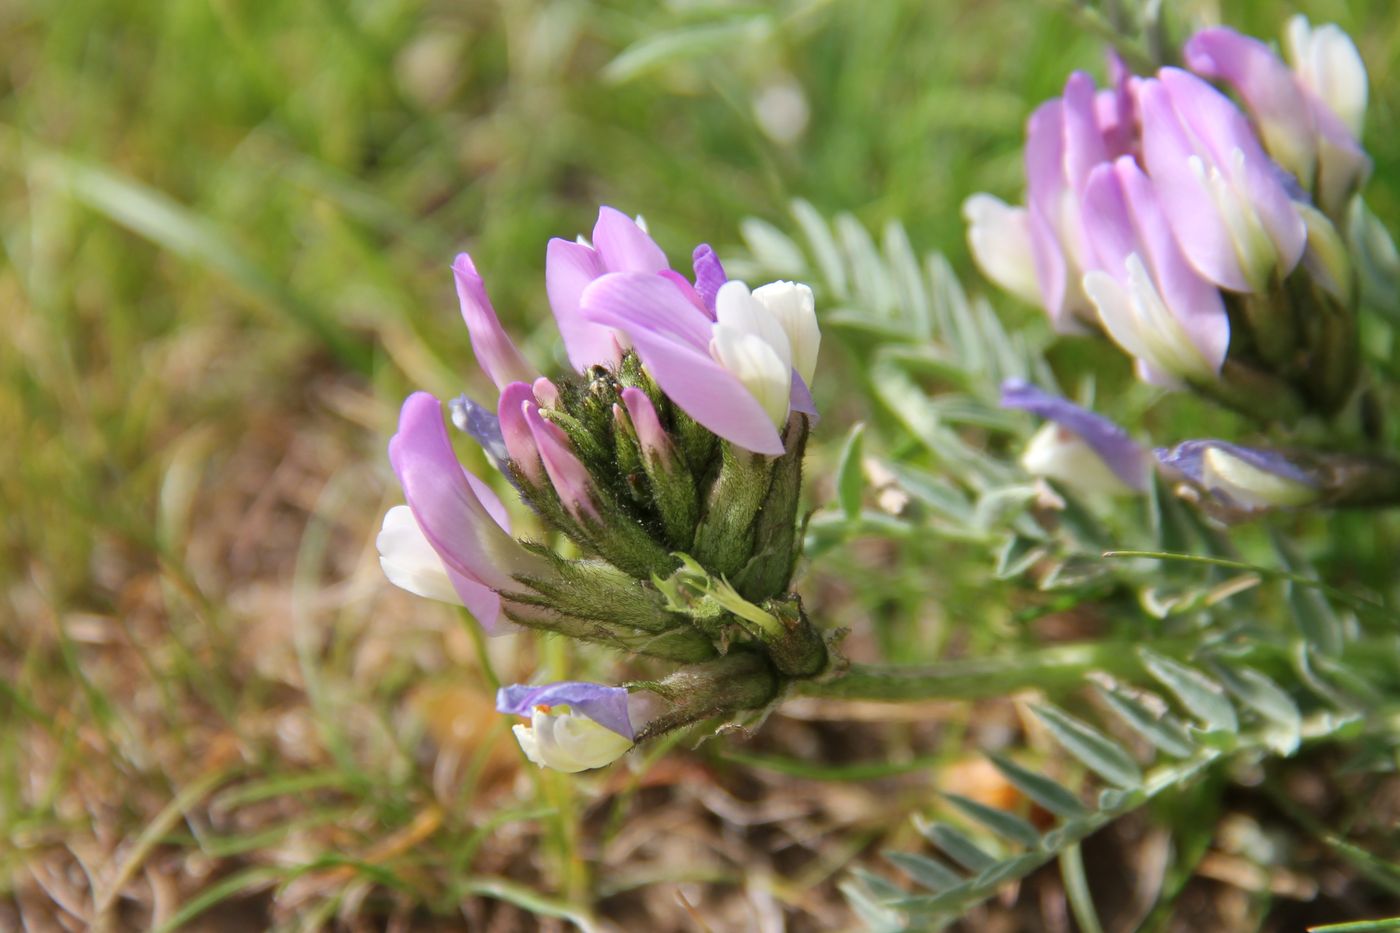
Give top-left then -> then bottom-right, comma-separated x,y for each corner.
512,723 -> 545,767
1084,271 -> 1159,371
1201,447 -> 1317,509
1121,256 -> 1214,381
1020,424 -> 1135,498
377,506 -> 464,605
1288,16 -> 1367,138
752,280 -> 820,386
710,325 -> 792,427
715,280 -> 793,374
514,709 -> 633,773
963,194 -> 1043,307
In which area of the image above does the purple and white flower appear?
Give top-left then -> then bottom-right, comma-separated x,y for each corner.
380,392 -> 552,632
1000,379 -> 1149,496
497,681 -> 635,772
1185,19 -> 1369,216
580,271 -> 821,456
1137,67 -> 1307,294
1079,156 -> 1230,386
1155,440 -> 1319,512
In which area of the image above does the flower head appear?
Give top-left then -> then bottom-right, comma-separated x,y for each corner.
379,207 -> 827,679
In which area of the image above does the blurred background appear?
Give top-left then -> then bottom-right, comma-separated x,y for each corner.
4,0 -> 1399,929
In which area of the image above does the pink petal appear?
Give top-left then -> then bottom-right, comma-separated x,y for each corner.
581,273 -> 785,456
389,392 -> 520,592
545,238 -> 618,371
1063,71 -> 1109,194
498,382 -> 544,485
524,404 -> 598,521
592,206 -> 669,273
453,254 -> 535,391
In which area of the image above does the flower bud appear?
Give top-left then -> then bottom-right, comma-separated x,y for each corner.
1156,440 -> 1320,518
1000,380 -> 1148,497
497,681 -> 635,773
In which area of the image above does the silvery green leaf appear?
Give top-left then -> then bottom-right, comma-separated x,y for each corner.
837,212 -> 895,317
882,219 -> 933,339
835,423 -> 866,520
989,754 -> 1088,819
943,793 -> 1042,848
791,199 -> 848,299
1211,664 -> 1302,756
995,534 -> 1045,579
1031,704 -> 1144,789
1094,685 -> 1196,759
919,822 -> 998,872
885,850 -> 963,892
1139,649 -> 1239,734
738,217 -> 808,278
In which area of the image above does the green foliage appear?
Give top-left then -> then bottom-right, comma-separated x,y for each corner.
7,0 -> 1400,928
736,198 -> 1400,927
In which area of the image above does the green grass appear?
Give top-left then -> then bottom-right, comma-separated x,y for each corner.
4,0 -> 1400,928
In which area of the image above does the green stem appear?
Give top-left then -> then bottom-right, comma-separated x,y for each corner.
793,640 -> 1198,702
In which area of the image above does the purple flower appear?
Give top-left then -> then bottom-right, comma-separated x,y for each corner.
1138,68 -> 1307,293
1155,440 -> 1319,513
1000,379 -> 1149,494
545,207 -> 686,371
1185,21 -> 1369,215
381,392 -> 551,631
496,681 -> 634,739
1080,156 -> 1230,386
497,680 -> 635,772
580,273 -> 821,456
1023,72 -> 1132,329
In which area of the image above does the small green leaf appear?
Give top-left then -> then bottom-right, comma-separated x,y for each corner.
1211,664 -> 1302,754
885,463 -> 974,525
837,212 -> 896,316
944,793 -> 1042,848
835,423 -> 866,520
792,199 -> 849,300
1275,534 -> 1345,655
1031,704 -> 1143,790
739,217 -> 807,278
882,219 -> 933,339
1139,649 -> 1239,734
849,866 -> 906,901
919,821 -> 998,872
838,879 -> 904,932
1094,685 -> 1197,759
988,754 -> 1088,819
996,534 -> 1046,579
885,850 -> 963,892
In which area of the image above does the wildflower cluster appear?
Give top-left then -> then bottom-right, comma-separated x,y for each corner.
379,208 -> 826,771
966,16 -> 1370,419
969,18 -> 1400,519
